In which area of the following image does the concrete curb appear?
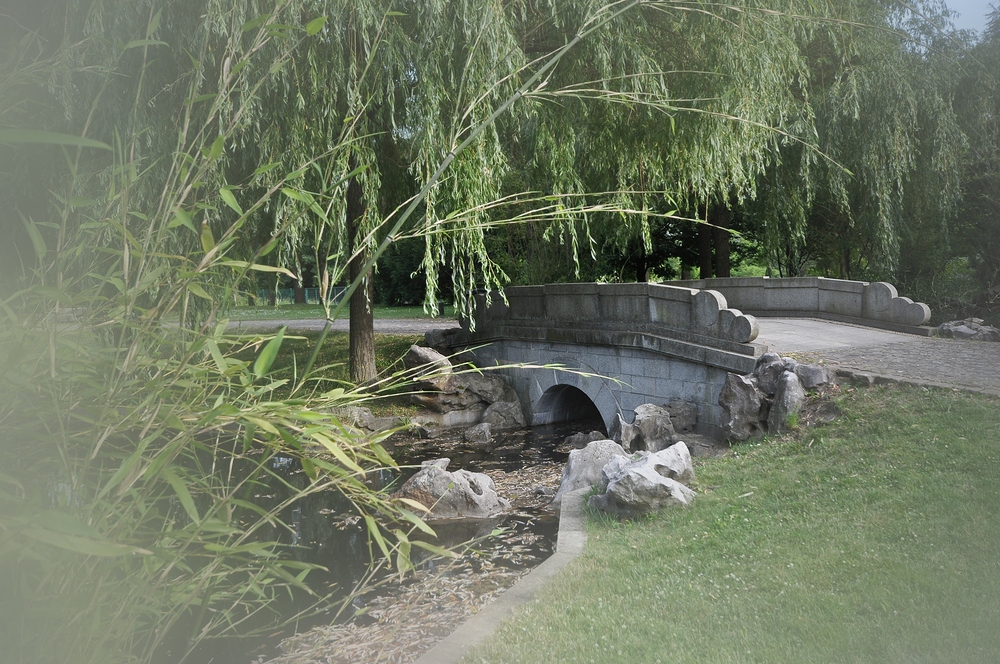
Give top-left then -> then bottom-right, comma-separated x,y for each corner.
835,368 -> 1000,398
414,488 -> 589,664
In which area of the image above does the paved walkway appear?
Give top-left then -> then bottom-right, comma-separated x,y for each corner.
759,318 -> 1000,398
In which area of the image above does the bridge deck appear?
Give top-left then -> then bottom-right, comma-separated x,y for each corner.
755,317 -> 924,352
759,317 -> 1000,397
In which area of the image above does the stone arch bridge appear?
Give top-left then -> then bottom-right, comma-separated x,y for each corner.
445,277 -> 932,438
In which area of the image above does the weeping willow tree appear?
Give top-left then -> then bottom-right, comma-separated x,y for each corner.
742,0 -> 968,279
952,4 -> 1000,323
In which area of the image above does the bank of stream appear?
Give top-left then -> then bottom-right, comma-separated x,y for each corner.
183,418 -> 604,664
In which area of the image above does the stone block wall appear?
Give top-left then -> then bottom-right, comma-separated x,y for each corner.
464,338 -> 730,438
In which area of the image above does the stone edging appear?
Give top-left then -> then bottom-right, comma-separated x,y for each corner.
835,368 -> 1000,398
413,488 -> 589,664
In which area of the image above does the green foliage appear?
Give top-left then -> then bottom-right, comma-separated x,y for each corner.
0,7 -> 440,662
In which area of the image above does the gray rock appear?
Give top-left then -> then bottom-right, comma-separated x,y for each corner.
754,352 -> 781,373
412,424 -> 441,439
767,370 -> 806,434
553,440 -> 628,507
719,373 -> 765,441
794,363 -> 832,390
403,345 -> 452,376
563,430 -> 606,449
755,355 -> 788,397
588,443 -> 697,518
664,399 -> 698,434
330,406 -> 377,431
409,368 -> 517,419
611,412 -> 641,452
463,422 -> 492,447
936,318 -> 1000,341
393,459 -> 510,518
481,400 -> 525,430
424,327 -> 461,355
631,403 -> 677,452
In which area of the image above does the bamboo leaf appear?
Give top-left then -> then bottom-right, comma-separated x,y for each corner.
253,327 -> 285,379
364,515 -> 391,560
0,129 -> 111,150
199,222 -> 215,252
253,162 -> 281,176
305,16 -> 326,35
20,217 -> 46,259
309,432 -> 363,474
206,339 -> 227,374
24,529 -> 152,557
162,466 -> 200,523
208,136 -> 225,161
411,539 -> 461,559
187,282 -> 212,300
219,187 -> 243,215
124,39 -> 168,50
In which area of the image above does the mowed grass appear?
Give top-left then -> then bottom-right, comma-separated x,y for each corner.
469,385 -> 1000,663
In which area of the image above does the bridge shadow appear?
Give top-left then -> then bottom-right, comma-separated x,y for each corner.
533,385 -> 607,434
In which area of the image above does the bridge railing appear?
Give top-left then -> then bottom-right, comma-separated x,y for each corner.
671,276 -> 931,332
467,282 -> 761,346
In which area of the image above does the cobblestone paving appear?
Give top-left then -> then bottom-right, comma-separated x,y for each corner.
795,337 -> 1000,397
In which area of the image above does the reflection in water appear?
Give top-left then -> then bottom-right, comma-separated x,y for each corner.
183,418 -> 603,664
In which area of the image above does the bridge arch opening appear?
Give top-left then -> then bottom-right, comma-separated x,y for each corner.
533,384 -> 606,432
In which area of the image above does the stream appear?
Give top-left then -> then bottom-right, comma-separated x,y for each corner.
176,417 -> 604,664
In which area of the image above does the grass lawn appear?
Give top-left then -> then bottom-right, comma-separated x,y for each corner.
469,385 -> 1000,663
227,303 -> 457,321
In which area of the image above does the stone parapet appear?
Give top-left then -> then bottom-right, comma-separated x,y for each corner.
465,282 -> 761,346
672,276 -> 932,332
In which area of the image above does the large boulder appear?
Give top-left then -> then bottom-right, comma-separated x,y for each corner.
393,458 -> 510,518
767,370 -> 806,434
482,400 -> 525,430
404,345 -> 453,381
719,373 -> 765,442
588,442 -> 697,518
631,404 -> 677,452
405,347 -> 520,426
553,440 -> 628,507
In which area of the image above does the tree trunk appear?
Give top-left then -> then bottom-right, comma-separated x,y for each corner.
347,170 -> 377,385
293,283 -> 306,304
712,203 -> 731,278
698,208 -> 713,279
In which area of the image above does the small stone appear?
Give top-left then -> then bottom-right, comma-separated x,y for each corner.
463,422 -> 492,447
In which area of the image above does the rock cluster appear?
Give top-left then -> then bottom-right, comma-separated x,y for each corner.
936,318 -> 1000,341
719,353 -> 832,441
554,440 -> 697,518
392,458 -> 511,518
403,345 -> 526,433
